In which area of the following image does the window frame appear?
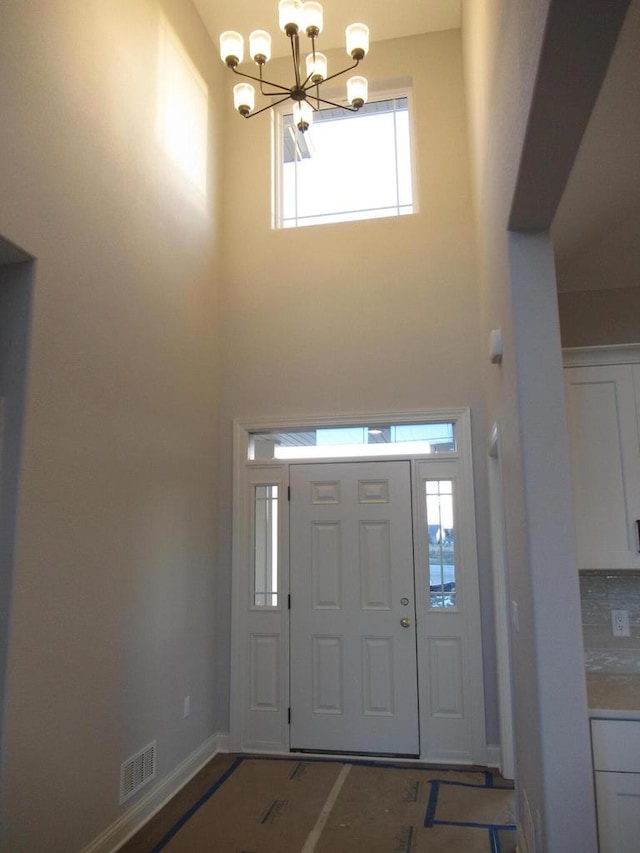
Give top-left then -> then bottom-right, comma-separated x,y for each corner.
230,409 -> 488,763
271,86 -> 419,229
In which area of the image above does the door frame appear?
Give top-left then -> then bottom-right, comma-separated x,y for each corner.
229,409 -> 486,764
488,422 -> 515,779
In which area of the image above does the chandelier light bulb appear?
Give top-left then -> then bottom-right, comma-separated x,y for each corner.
346,23 -> 369,61
347,75 -> 368,109
249,30 -> 272,64
233,83 -> 255,117
305,52 -> 327,84
302,2 -> 323,37
293,100 -> 313,132
220,31 -> 244,67
279,0 -> 304,36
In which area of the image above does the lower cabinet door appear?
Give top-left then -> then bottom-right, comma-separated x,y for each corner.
595,771 -> 640,852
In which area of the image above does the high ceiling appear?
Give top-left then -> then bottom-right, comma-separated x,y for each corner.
193,0 -> 462,58
5,0 -> 631,289
194,0 -> 637,296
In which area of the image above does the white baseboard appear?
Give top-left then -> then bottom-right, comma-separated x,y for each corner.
81,731 -> 231,853
213,731 -> 230,754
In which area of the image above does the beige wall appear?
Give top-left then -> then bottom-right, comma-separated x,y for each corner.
559,287 -> 640,346
462,11 -> 555,843
463,0 -> 598,850
219,30 -> 481,420
556,209 -> 640,347
556,209 -> 640,294
0,2 -> 224,850
215,29 -> 499,739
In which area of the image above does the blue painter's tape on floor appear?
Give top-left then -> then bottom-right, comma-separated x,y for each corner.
424,777 -> 516,833
151,756 -> 244,852
424,779 -> 441,827
489,825 -> 502,853
151,756 -> 515,852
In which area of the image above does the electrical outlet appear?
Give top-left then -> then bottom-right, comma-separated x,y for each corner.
183,695 -> 191,718
611,609 -> 631,638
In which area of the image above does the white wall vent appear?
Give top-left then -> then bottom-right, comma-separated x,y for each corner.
119,741 -> 156,805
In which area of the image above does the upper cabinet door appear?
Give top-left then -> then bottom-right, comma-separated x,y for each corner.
564,363 -> 640,570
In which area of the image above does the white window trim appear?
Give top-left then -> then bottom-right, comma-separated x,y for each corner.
271,85 -> 419,230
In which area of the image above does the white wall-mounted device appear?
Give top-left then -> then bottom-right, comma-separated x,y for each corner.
489,329 -> 503,364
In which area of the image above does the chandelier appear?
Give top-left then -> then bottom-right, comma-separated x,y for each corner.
219,0 -> 370,133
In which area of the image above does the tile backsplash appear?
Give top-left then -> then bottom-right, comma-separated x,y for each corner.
580,571 -> 640,674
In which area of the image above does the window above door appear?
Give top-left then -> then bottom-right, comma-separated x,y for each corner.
249,421 -> 456,460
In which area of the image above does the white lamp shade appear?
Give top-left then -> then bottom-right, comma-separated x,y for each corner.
279,0 -> 304,33
220,30 -> 244,65
233,83 -> 255,114
249,30 -> 272,62
346,23 -> 369,58
305,52 -> 327,83
302,2 -> 323,34
347,75 -> 368,106
293,100 -> 313,130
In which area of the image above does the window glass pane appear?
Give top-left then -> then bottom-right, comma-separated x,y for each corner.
395,111 -> 413,207
280,96 -> 414,228
426,480 -> 456,608
248,422 -> 456,459
392,424 -> 455,450
254,485 -> 278,607
317,427 -> 365,446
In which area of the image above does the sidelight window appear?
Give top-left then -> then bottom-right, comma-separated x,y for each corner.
426,480 -> 456,608
253,484 -> 279,607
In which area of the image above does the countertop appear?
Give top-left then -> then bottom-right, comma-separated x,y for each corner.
587,672 -> 640,720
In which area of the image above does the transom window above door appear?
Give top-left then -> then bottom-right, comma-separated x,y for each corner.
249,421 -> 456,460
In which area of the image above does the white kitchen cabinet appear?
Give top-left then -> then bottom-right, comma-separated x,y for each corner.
564,353 -> 640,571
591,718 -> 640,853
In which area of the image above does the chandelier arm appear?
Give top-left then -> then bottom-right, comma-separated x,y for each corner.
260,85 -> 294,97
301,58 -> 360,92
231,65 -> 291,94
258,64 -> 292,98
300,71 -> 315,89
307,93 -> 362,112
241,94 -> 293,119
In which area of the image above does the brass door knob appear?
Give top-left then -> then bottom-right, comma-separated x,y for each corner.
400,617 -> 412,628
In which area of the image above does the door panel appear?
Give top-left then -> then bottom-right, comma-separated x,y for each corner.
289,461 -> 419,755
359,521 -> 392,609
312,522 -> 342,608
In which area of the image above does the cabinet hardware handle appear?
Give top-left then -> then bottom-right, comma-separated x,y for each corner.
637,519 -> 640,553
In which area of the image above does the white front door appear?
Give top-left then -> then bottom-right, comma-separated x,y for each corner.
289,461 -> 420,756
